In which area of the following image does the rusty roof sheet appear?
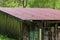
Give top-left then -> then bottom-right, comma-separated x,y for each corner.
0,8 -> 60,20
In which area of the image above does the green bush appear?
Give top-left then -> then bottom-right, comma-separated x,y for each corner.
0,34 -> 16,40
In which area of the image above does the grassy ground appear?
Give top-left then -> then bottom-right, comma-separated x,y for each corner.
0,34 -> 16,40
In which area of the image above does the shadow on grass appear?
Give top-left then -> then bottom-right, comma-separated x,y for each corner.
0,34 -> 16,40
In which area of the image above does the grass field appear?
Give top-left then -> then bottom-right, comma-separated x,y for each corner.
0,34 -> 16,40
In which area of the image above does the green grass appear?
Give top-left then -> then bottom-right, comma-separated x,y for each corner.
0,34 -> 16,40
58,26 -> 60,28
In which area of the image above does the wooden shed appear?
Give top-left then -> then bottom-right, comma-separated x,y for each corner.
0,8 -> 60,40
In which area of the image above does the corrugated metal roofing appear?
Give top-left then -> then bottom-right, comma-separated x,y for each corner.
0,8 -> 60,20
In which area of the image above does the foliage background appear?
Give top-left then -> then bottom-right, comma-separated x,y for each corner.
0,0 -> 60,9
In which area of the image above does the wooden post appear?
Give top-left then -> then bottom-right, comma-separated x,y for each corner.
48,27 -> 52,40
39,29 -> 42,40
41,21 -> 44,40
51,27 -> 54,40
54,23 -> 58,40
38,21 -> 43,40
48,21 -> 52,40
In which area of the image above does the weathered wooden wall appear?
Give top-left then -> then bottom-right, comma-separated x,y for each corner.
0,11 -> 22,39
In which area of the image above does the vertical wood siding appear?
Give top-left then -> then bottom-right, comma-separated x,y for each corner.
0,11 -> 22,39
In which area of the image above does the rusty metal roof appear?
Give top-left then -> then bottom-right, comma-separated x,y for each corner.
0,8 -> 60,20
